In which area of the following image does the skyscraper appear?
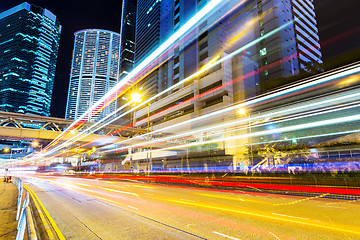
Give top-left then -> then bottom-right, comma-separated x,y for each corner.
119,0 -> 137,80
0,2 -> 61,116
255,0 -> 322,91
65,29 -> 121,122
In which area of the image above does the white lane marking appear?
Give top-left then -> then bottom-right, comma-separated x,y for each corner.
213,231 -> 240,240
318,205 -> 347,209
103,188 -> 138,196
180,199 -> 195,202
127,205 -> 138,210
268,231 -> 281,240
272,213 -> 309,220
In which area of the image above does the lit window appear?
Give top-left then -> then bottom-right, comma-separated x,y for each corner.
260,48 -> 267,56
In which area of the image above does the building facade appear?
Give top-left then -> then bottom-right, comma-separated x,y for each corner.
122,0 -> 322,171
0,2 -> 61,116
65,29 -> 121,122
255,0 -> 322,91
119,0 -> 137,80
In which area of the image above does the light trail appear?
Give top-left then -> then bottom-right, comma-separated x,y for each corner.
105,88 -> 360,153
132,113 -> 360,155
40,0 -> 230,152
168,199 -> 360,235
102,65 -> 360,156
27,20 -> 294,162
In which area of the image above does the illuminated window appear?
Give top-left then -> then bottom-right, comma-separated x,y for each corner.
260,47 -> 267,56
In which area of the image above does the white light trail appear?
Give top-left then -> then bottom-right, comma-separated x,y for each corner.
137,113 -> 360,154
106,81 -> 360,153
45,0 -> 228,149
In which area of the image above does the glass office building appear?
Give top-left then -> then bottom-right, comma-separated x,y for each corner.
65,29 -> 121,122
0,2 -> 61,116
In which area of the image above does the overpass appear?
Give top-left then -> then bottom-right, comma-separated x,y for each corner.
0,111 -> 146,144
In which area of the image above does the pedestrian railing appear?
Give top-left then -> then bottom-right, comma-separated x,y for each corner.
13,177 -> 37,240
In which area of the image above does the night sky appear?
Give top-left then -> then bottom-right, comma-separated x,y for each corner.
1,0 -> 359,118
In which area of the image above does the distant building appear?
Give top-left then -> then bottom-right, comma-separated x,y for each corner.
255,0 -> 322,91
65,29 -> 121,122
119,0 -> 137,80
0,2 -> 61,116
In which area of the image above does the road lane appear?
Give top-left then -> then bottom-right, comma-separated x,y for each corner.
24,175 -> 360,240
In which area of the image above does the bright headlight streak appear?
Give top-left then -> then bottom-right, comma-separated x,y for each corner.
45,0 -> 228,149
93,22 -> 296,148
48,0 -> 249,153
137,113 -> 360,154
27,105 -> 130,161
105,88 -> 360,153
40,102 -> 131,157
237,129 -> 360,151
47,21 -> 294,157
38,18 -> 295,160
117,65 -> 360,148
32,19 -> 359,160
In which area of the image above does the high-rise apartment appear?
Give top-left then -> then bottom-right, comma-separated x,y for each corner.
0,2 -> 61,116
65,29 -> 121,122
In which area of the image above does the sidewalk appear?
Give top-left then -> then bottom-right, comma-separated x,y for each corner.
0,181 -> 18,240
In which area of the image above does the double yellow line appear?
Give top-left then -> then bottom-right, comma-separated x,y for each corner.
24,185 -> 65,240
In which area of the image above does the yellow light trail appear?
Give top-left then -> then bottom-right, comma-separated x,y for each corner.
167,199 -> 360,235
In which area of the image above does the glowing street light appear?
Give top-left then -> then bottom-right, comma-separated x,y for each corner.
131,92 -> 142,103
3,148 -> 10,153
32,141 -> 39,147
237,107 -> 246,116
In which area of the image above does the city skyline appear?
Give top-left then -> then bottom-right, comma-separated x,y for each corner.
0,0 -> 359,118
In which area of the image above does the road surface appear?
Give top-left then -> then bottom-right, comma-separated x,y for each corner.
24,175 -> 360,240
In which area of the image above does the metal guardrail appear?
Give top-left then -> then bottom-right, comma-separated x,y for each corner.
13,177 -> 37,240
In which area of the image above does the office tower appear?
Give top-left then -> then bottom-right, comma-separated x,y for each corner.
255,0 -> 322,91
0,2 -> 61,116
65,29 -> 121,122
119,0 -> 137,80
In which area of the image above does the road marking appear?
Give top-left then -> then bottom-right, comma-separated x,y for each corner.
268,231 -> 281,240
127,205 -> 139,210
168,199 -> 360,235
102,187 -> 138,196
272,213 -> 309,220
318,205 -> 347,209
76,183 -> 92,187
25,185 -> 66,240
194,193 -> 270,204
131,184 -> 157,189
104,181 -> 117,184
274,193 -> 329,206
180,199 -> 195,202
213,231 -> 240,240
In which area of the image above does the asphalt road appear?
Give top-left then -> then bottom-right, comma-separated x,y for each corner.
24,175 -> 360,240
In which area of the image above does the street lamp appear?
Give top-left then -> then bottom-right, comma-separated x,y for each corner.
3,147 -> 12,161
129,92 -> 152,173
